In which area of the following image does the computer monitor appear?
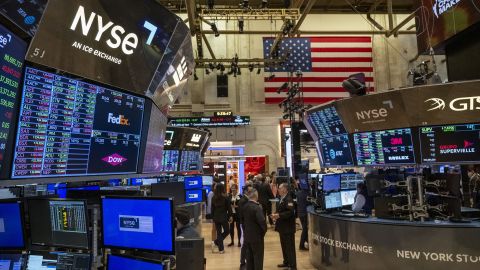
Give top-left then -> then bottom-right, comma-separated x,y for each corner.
0,253 -> 26,269
322,174 -> 341,192
107,254 -> 165,270
151,182 -> 185,206
27,251 -> 91,270
27,199 -> 89,249
202,176 -> 213,186
185,189 -> 203,203
0,201 -> 25,249
102,196 -> 175,254
184,176 -> 203,190
175,238 -> 204,270
324,192 -> 342,210
340,190 -> 357,207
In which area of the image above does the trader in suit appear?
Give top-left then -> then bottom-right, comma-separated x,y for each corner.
271,183 -> 297,269
255,175 -> 274,225
238,184 -> 253,268
242,188 -> 267,270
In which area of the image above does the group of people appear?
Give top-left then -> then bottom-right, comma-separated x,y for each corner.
206,172 -> 306,270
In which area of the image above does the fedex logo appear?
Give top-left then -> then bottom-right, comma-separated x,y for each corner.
102,153 -> 127,166
107,113 -> 130,126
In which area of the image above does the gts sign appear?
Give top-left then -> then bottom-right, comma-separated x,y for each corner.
70,5 -> 160,55
355,100 -> 394,120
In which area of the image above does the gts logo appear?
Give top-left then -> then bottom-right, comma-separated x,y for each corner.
107,113 -> 130,126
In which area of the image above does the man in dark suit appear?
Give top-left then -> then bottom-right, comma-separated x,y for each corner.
255,175 -> 274,225
271,183 -> 297,269
238,184 -> 253,268
243,188 -> 267,270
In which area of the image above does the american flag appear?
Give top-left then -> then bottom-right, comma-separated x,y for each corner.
263,36 -> 374,104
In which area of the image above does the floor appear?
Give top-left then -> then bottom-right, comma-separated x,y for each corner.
202,222 -> 317,270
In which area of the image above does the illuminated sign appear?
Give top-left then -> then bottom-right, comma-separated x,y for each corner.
425,96 -> 480,112
214,111 -> 233,117
433,0 -> 462,18
169,116 -> 250,127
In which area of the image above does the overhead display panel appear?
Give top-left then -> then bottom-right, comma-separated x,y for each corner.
164,127 -> 209,151
415,0 -> 480,54
419,123 -> 480,164
169,116 -> 250,127
336,90 -> 411,133
353,128 -> 416,166
318,135 -> 355,167
0,23 -> 27,179
25,0 -> 193,104
141,102 -> 167,173
0,0 -> 47,36
305,105 -> 346,141
12,66 -> 145,178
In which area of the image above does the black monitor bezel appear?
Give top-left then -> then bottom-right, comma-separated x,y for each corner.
100,196 -> 176,255
107,253 -> 166,270
0,200 -> 27,250
26,198 -> 90,250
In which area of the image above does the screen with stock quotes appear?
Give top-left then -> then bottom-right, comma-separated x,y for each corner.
12,66 -> 145,178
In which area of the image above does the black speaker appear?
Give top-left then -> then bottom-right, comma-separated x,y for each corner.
217,74 -> 228,97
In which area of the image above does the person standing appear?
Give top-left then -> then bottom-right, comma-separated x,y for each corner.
211,183 -> 232,254
228,183 -> 242,247
256,175 -> 274,225
296,187 -> 309,251
271,183 -> 297,270
243,188 -> 267,270
238,184 -> 253,268
207,182 -> 217,252
175,208 -> 200,239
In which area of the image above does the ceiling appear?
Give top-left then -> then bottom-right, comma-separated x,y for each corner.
156,0 -> 416,14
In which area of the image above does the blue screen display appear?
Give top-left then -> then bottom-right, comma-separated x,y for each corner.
203,186 -> 212,195
322,174 -> 341,192
185,189 -> 203,203
0,253 -> 24,269
108,255 -> 164,270
0,203 -> 25,248
184,176 -> 202,190
102,198 -> 174,253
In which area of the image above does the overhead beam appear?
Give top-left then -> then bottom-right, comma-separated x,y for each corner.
366,0 -> 385,31
201,30 -> 417,35
291,0 -> 317,35
200,8 -> 300,20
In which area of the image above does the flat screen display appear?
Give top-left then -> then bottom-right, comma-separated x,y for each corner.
341,190 -> 356,206
354,128 -> 416,166
419,124 -> 480,163
107,254 -> 164,270
0,23 -> 27,178
324,192 -> 342,209
160,150 -> 179,172
0,202 -> 25,249
307,106 -> 347,140
0,253 -> 26,269
142,103 -> 167,173
319,135 -> 355,167
202,176 -> 213,186
102,197 -> 174,253
0,0 -> 47,36
25,0 -> 182,95
164,127 -> 208,151
340,174 -> 364,190
179,151 -> 201,172
184,176 -> 202,190
169,116 -> 250,127
27,251 -> 90,270
322,174 -> 341,192
12,66 -> 145,178
185,189 -> 203,203
28,199 -> 89,249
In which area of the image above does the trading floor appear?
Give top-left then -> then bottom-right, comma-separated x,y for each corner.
202,223 -> 315,270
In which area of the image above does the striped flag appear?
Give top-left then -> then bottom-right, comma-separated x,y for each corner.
263,36 -> 374,104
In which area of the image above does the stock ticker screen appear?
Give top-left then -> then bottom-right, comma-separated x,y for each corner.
419,124 -> 480,164
12,66 -> 145,178
307,106 -> 347,139
160,150 -> 179,172
0,23 -> 27,177
353,128 -> 416,166
179,151 -> 201,172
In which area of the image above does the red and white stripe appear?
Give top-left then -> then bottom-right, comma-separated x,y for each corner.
265,36 -> 374,104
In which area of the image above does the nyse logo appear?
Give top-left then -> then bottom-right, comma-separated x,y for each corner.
120,217 -> 139,229
189,193 -> 199,199
191,134 -> 202,143
425,96 -> 480,112
107,113 -> 130,126
102,153 -> 127,166
432,0 -> 462,18
355,100 -> 393,121
172,57 -> 188,87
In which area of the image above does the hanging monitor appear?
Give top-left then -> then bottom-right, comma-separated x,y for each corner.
419,124 -> 480,164
102,196 -> 175,254
353,128 -> 416,166
12,66 -> 145,178
318,135 -> 355,167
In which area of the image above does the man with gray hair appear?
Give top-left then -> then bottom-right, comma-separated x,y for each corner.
242,188 -> 267,270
